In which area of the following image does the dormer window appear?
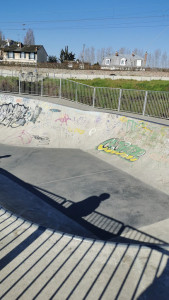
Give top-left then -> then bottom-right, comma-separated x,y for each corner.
137,60 -> 142,67
105,59 -> 111,65
120,58 -> 126,66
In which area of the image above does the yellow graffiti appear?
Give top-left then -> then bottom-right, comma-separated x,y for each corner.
120,116 -> 128,123
120,116 -> 153,133
97,144 -> 137,161
68,127 -> 85,135
160,127 -> 167,137
138,121 -> 152,132
41,102 -> 50,109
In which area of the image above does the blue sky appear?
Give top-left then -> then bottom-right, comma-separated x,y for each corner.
1,0 -> 169,58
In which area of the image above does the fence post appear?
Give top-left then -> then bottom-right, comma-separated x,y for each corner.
19,75 -> 21,94
143,91 -> 148,116
93,87 -> 96,107
59,78 -> 62,98
31,76 -> 33,94
118,89 -> 122,112
41,79 -> 43,97
75,84 -> 78,102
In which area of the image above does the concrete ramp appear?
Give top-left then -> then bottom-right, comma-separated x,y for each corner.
0,93 -> 168,194
1,93 -> 169,299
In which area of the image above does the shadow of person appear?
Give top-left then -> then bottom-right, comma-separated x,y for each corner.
65,193 -> 119,240
0,155 -> 11,159
66,193 -> 110,219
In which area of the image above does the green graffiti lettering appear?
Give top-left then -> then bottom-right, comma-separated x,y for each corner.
97,138 -> 146,162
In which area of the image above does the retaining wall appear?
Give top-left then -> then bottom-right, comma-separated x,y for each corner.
0,93 -> 169,194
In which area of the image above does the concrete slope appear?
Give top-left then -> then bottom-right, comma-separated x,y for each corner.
0,93 -> 169,194
1,93 -> 169,299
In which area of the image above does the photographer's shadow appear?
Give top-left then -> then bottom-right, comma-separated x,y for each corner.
64,193 -> 122,240
66,193 -> 109,218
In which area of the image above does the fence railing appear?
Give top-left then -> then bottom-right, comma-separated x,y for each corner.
0,74 -> 168,119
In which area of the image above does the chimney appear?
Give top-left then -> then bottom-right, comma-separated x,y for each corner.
17,42 -> 22,48
6,39 -> 10,46
115,51 -> 118,56
144,51 -> 148,66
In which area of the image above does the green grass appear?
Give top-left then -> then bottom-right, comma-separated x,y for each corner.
72,78 -> 169,92
0,76 -> 19,93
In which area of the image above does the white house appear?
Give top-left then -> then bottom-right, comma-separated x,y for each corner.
0,40 -> 47,64
101,51 -> 147,69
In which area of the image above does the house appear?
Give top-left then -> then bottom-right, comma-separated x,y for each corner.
0,40 -> 47,64
101,51 -> 147,70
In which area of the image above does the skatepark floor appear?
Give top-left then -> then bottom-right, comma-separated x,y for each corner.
1,143 -> 169,244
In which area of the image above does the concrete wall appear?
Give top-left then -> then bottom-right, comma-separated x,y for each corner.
0,93 -> 169,194
1,67 -> 169,81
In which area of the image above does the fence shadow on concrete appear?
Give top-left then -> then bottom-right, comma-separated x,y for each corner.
1,169 -> 169,298
1,206 -> 169,299
0,167 -> 167,246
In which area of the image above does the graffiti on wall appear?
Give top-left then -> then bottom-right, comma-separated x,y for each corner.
30,106 -> 42,124
120,116 -> 153,133
18,130 -> 32,144
55,114 -> 71,125
50,109 -> 61,113
33,135 -> 50,145
97,138 -> 146,162
68,127 -> 85,135
0,103 -> 42,128
0,103 -> 29,127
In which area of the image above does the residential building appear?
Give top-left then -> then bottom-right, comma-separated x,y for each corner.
0,40 -> 47,64
101,51 -> 147,70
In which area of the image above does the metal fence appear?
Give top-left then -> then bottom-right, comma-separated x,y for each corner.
0,74 -> 168,119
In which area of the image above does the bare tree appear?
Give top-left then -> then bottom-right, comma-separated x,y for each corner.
161,51 -> 168,68
154,49 -> 161,68
119,47 -> 131,54
90,47 -> 95,65
119,47 -> 125,54
96,49 -> 102,64
84,48 -> 90,63
105,47 -> 113,57
24,29 -> 35,45
100,48 -> 106,62
0,30 -> 5,41
146,52 -> 152,67
133,48 -> 144,57
79,45 -> 169,69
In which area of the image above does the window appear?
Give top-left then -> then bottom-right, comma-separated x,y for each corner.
120,58 -> 126,66
20,52 -> 26,59
29,52 -> 35,60
8,52 -> 14,59
137,60 -> 142,67
105,59 -> 111,65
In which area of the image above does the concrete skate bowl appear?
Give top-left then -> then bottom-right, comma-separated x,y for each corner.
0,93 -> 169,246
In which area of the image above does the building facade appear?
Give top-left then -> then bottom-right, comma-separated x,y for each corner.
0,40 -> 47,64
101,51 -> 147,70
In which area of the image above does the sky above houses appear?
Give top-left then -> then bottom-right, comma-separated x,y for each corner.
1,0 -> 169,59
